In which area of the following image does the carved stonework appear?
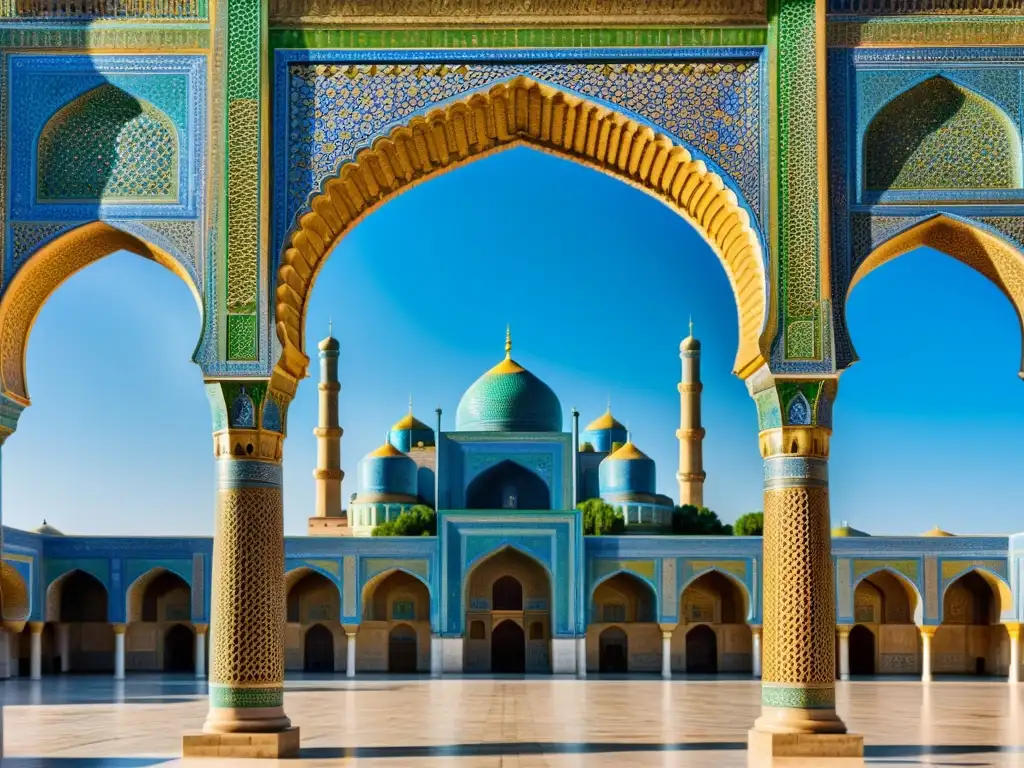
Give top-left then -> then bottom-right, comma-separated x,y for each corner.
269,0 -> 766,26
828,0 -> 1022,14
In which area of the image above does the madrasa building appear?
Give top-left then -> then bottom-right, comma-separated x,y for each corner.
0,330 -> 1021,683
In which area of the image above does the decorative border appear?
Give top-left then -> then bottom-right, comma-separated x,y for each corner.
209,684 -> 283,709
761,683 -> 835,709
828,17 -> 1024,48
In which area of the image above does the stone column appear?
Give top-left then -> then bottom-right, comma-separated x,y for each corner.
576,635 -> 586,678
113,624 -> 126,680
29,622 -> 43,680
195,624 -> 207,680
751,626 -> 762,678
921,626 -> 935,683
430,635 -> 442,677
183,382 -> 299,758
748,377 -> 860,757
837,626 -> 850,681
0,630 -> 10,679
346,631 -> 357,678
8,630 -> 18,678
57,624 -> 70,672
1005,623 -> 1019,685
661,631 -> 673,680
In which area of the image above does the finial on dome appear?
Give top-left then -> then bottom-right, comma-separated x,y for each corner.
607,394 -> 612,412
505,325 -> 512,359
329,316 -> 333,337
689,315 -> 693,337
408,393 -> 413,413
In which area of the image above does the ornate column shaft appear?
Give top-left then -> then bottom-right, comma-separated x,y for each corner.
748,375 -> 860,757
184,380 -> 299,758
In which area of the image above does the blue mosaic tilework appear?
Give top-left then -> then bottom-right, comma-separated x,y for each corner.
6,55 -> 205,221
276,48 -> 765,256
216,458 -> 283,490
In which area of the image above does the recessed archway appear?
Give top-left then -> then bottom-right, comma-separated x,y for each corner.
466,460 -> 550,511
587,571 -> 660,674
674,569 -> 752,675
274,76 -> 769,391
935,568 -> 1011,676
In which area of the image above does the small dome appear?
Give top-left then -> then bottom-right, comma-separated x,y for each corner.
599,441 -> 656,500
389,409 -> 435,451
585,407 -> 628,452
455,329 -> 562,433
832,521 -> 870,537
923,526 -> 954,537
34,520 -> 63,536
356,443 -> 418,502
318,335 -> 340,352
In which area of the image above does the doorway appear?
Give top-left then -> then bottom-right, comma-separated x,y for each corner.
388,624 -> 418,673
491,620 -> 526,673
304,624 -> 335,672
599,627 -> 628,673
849,624 -> 875,676
163,624 -> 195,673
686,625 -> 718,674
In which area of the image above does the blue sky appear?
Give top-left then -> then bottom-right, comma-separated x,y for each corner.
6,147 -> 1024,536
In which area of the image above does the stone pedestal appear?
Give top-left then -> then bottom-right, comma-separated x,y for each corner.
183,728 -> 301,758
748,729 -> 864,759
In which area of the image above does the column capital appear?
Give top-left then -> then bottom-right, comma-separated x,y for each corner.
837,625 -> 852,638
658,623 -> 679,634
111,623 -> 127,635
919,625 -> 938,638
1003,621 -> 1022,639
27,621 -> 44,634
748,373 -> 839,434
194,623 -> 209,635
206,379 -> 291,457
749,624 -> 763,636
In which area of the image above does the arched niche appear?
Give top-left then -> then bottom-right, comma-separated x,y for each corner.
273,76 -> 770,392
864,76 -> 1021,193
935,567 -> 1013,676
37,84 -> 179,203
357,569 -> 430,674
46,568 -> 109,623
674,569 -> 753,674
286,567 -> 341,624
590,571 -> 657,624
851,568 -> 922,675
466,460 -> 550,511
679,569 -> 751,623
0,221 -> 202,407
126,567 -> 191,624
586,571 -> 660,675
845,215 -> 1024,376
852,568 -> 923,626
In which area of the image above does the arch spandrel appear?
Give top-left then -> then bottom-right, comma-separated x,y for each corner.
0,221 -> 203,407
275,76 -> 770,390
845,214 -> 1024,376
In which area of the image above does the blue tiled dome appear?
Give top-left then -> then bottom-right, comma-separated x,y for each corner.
585,408 -> 628,453
456,335 -> 562,433
599,442 -> 656,500
389,411 -> 435,452
355,442 -> 418,502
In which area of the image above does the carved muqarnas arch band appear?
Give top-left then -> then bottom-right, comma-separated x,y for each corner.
0,222 -> 201,405
847,214 -> 1024,377
276,77 -> 769,386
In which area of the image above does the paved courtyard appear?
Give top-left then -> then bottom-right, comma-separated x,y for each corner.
0,675 -> 1021,767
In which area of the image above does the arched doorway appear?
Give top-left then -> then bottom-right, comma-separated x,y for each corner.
589,572 -> 659,674
849,625 -> 875,676
464,547 -> 552,674
599,627 -> 628,673
850,570 -> 919,674
388,624 -> 418,673
359,569 -> 430,674
936,569 -> 1009,676
304,624 -> 335,672
491,620 -> 526,674
48,570 -> 112,673
466,461 -> 551,510
676,571 -> 751,674
686,624 -> 718,674
163,624 -> 195,673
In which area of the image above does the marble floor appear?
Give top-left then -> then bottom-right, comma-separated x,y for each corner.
0,674 -> 1022,767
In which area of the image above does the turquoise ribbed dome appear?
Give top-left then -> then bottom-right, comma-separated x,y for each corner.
455,331 -> 562,433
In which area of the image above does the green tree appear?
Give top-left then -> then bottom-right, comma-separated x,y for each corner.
671,504 -> 732,535
733,512 -> 764,536
372,505 -> 437,537
577,498 -> 625,536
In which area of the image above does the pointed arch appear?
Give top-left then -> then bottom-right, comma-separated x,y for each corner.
853,566 -> 924,626
125,567 -> 192,624
0,221 -> 202,406
274,76 -> 769,388
45,568 -> 109,623
679,567 -> 752,622
847,214 -> 1024,376
588,569 -> 660,620
463,543 -> 554,587
863,76 -> 1022,192
941,565 -> 1012,619
0,562 -> 30,623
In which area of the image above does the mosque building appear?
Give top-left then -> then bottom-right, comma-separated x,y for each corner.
0,329 -> 1020,684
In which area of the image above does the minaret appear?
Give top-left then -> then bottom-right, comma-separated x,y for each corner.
309,322 -> 347,535
676,319 -> 706,507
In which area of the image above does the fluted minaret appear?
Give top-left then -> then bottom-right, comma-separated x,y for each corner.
676,319 -> 706,507
313,325 -> 344,520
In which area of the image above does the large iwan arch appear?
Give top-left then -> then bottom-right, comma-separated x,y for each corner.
274,76 -> 769,388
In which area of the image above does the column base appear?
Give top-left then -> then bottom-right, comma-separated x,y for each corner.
183,727 -> 300,758
748,729 -> 863,759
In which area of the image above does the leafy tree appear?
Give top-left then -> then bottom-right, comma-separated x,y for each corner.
577,498 -> 626,536
372,504 -> 436,537
671,504 -> 733,535
733,512 -> 764,536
